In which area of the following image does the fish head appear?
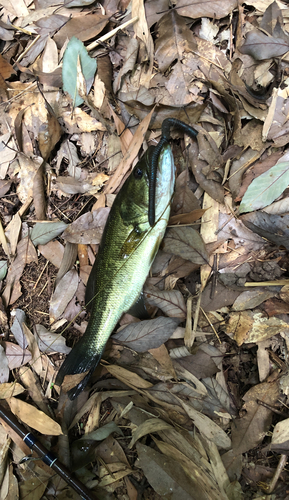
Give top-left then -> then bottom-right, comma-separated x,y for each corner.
120,143 -> 175,229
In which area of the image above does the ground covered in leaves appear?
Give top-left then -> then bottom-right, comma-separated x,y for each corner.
1,0 -> 289,499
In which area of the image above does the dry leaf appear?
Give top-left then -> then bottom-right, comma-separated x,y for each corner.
105,365 -> 153,390
2,237 -> 38,306
8,397 -> 63,435
144,286 -> 187,319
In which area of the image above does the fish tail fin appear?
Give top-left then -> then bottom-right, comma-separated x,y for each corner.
55,338 -> 104,400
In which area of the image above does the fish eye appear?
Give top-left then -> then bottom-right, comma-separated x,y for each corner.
134,167 -> 143,179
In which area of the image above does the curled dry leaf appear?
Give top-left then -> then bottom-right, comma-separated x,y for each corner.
33,162 -> 46,220
25,94 -> 62,159
129,418 -> 172,449
113,317 -> 180,353
18,366 -> 51,416
14,156 -> 42,204
7,397 -> 63,435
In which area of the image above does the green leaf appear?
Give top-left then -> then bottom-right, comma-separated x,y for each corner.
31,221 -> 68,246
62,36 -> 97,107
239,161 -> 289,213
0,261 -> 7,281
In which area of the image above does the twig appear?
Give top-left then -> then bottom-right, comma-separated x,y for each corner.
87,16 -> 139,51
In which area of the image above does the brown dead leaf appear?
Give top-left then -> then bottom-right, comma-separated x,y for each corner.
38,240 -> 64,268
2,237 -> 38,306
231,381 -> 280,456
24,94 -> 62,159
23,323 -> 43,376
33,162 -> 46,220
49,269 -> 79,322
162,227 -> 209,266
172,170 -> 201,216
129,418 -> 171,449
0,383 -> 24,399
113,317 -> 180,352
14,155 -> 41,204
105,365 -> 153,390
4,213 -> 22,257
104,107 -> 155,196
62,107 -> 106,134
54,13 -> 109,48
144,286 -> 186,319
4,342 -> 32,369
148,344 -> 177,380
7,397 -> 63,435
226,310 -> 289,346
110,105 -> 134,155
60,371 -> 90,394
235,151 -> 283,202
0,54 -> 15,80
18,366 -> 51,416
155,10 -> 197,73
62,208 -> 110,244
169,209 -> 206,225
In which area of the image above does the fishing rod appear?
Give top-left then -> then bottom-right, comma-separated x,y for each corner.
0,403 -> 97,500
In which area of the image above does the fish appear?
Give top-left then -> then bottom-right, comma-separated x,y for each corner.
55,141 -> 175,399
55,119 -> 198,399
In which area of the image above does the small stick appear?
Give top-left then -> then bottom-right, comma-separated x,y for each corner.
87,16 -> 139,51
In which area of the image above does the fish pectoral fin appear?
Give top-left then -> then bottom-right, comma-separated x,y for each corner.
119,227 -> 146,259
127,292 -> 150,319
55,338 -> 104,400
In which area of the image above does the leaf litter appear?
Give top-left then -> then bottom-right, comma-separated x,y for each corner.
1,0 -> 289,498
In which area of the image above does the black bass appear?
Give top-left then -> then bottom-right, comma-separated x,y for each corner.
56,119 -> 198,399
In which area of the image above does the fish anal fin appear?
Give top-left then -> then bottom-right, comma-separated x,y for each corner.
55,338 -> 104,400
